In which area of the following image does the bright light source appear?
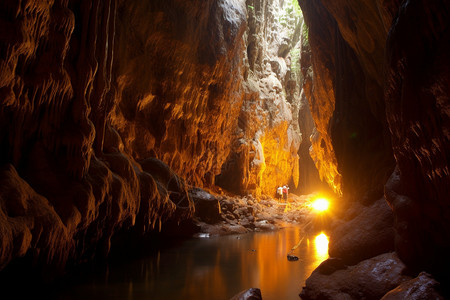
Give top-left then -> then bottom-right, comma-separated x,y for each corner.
311,198 -> 329,213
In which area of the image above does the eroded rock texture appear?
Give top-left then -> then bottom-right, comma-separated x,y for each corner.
299,0 -> 396,200
0,0 -> 249,278
381,272 -> 445,300
300,0 -> 450,296
216,0 -> 305,196
111,0 -> 247,188
385,0 -> 450,278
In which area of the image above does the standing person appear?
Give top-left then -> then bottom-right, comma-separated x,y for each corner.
277,186 -> 283,200
282,186 -> 287,202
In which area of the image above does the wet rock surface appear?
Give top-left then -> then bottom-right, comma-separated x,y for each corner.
216,0 -> 307,197
329,198 -> 394,265
230,288 -> 263,300
300,252 -> 411,300
381,272 -> 445,300
0,0 -> 449,298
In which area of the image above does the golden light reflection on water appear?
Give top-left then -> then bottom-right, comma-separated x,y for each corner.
314,232 -> 329,262
61,227 -> 331,300
178,228 -> 330,299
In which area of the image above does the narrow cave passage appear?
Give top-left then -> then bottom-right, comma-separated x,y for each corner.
1,0 -> 450,299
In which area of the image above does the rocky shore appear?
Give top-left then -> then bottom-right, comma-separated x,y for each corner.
188,187 -> 320,237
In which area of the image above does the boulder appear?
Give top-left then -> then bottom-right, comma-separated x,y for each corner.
189,187 -> 221,224
329,198 -> 394,265
300,252 -> 411,300
230,288 -> 262,300
381,272 -> 445,300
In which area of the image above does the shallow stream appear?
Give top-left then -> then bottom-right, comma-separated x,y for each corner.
52,226 -> 328,300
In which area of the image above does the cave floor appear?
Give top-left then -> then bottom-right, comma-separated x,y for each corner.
194,192 -> 322,236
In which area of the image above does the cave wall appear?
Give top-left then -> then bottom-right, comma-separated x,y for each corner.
298,0 -> 395,201
299,0 -> 450,281
216,0 -> 307,197
111,0 -> 247,188
297,31 -> 327,194
384,0 -> 450,277
0,0 -> 248,277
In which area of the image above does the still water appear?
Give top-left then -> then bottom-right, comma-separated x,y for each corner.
55,226 -> 328,300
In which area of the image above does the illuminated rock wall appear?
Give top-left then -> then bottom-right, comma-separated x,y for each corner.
0,0 -> 245,277
216,0 -> 305,197
111,0 -> 247,187
298,0 -> 395,201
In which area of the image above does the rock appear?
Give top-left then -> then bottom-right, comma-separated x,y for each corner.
329,198 -> 394,265
381,272 -> 445,300
384,0 -> 450,276
314,257 -> 346,275
189,187 -> 221,224
255,221 -> 277,231
299,0 -> 395,199
300,0 -> 450,283
287,254 -> 299,261
230,288 -> 262,300
0,0 -> 448,291
216,0 -> 304,197
112,0 -> 248,189
300,252 -> 412,300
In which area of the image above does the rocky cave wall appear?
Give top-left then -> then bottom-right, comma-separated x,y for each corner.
298,0 -> 396,202
111,0 -> 247,188
216,0 -> 309,197
299,0 -> 450,283
0,0 -> 250,278
112,0 -> 314,198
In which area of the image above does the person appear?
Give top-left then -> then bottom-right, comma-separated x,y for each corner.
282,185 -> 289,202
277,186 -> 283,200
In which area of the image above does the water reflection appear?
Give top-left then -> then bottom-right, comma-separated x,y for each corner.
314,232 -> 329,262
55,227 -> 329,300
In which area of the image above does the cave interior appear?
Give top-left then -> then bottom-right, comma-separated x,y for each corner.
0,0 -> 449,299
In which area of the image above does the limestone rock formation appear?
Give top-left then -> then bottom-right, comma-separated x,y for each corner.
299,0 -> 450,296
0,0 -> 248,278
384,0 -> 450,278
111,0 -> 248,188
297,24 -> 332,195
298,0 -> 396,200
1,0 -> 448,297
216,0 -> 306,197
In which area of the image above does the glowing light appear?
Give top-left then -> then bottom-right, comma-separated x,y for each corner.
311,198 -> 329,212
314,232 -> 329,260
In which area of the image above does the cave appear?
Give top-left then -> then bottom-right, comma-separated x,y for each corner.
0,0 -> 449,299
